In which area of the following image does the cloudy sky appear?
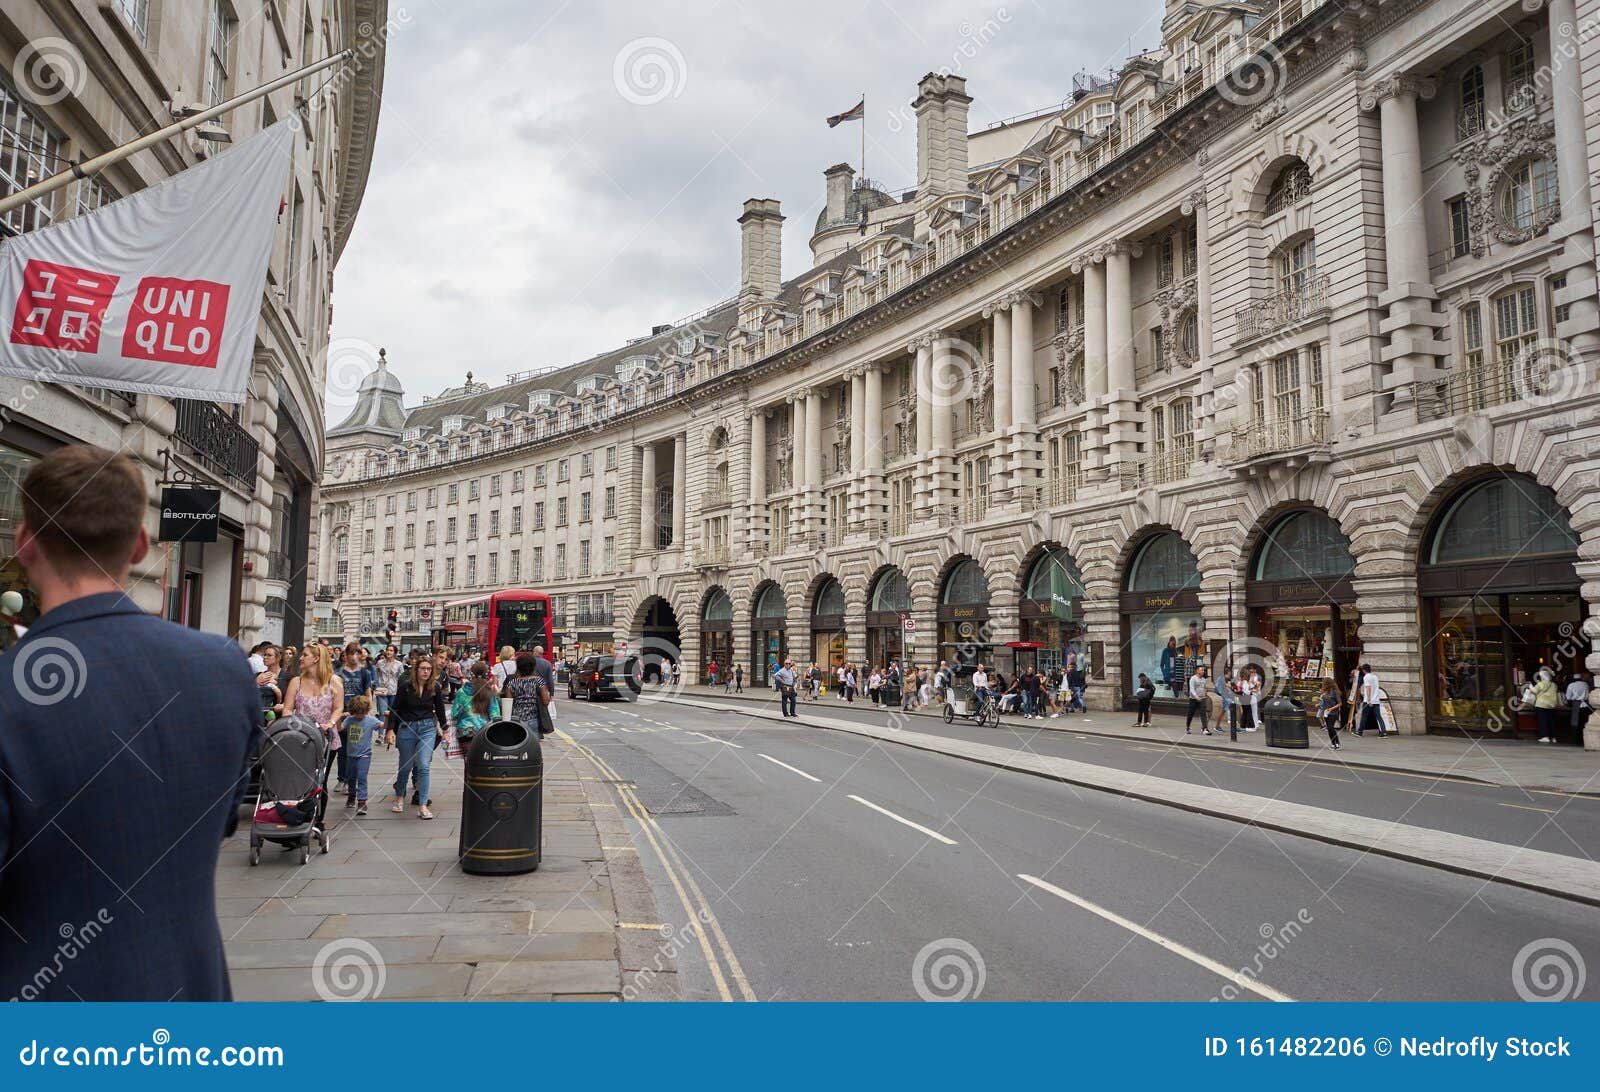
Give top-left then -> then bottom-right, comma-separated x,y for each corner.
328,0 -> 1163,407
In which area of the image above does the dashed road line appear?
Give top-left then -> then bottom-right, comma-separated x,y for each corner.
847,795 -> 958,845
757,753 -> 822,782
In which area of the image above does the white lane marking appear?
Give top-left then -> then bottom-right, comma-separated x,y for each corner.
1017,874 -> 1293,1002
847,795 -> 958,846
690,731 -> 743,748
1391,787 -> 1446,798
758,753 -> 822,783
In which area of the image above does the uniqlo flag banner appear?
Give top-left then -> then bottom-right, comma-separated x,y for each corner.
0,119 -> 295,403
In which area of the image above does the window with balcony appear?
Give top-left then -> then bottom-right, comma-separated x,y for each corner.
769,502 -> 790,554
959,454 -> 991,522
1045,430 -> 1081,504
1183,222 -> 1198,280
1156,235 -> 1175,288
1276,236 -> 1316,296
1503,39 -> 1536,112
1457,65 -> 1486,140
1264,162 -> 1312,216
1493,285 -> 1538,375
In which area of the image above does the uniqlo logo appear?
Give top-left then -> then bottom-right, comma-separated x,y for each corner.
121,276 -> 230,369
9,260 -> 119,352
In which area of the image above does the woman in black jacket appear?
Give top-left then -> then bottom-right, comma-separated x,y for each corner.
385,657 -> 449,819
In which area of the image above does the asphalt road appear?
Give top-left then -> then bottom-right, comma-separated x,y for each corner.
559,696 -> 1600,1002
661,689 -> 1600,862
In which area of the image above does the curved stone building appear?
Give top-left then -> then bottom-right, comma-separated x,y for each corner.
322,0 -> 1600,748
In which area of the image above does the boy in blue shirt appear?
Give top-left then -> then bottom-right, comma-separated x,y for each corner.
341,695 -> 381,815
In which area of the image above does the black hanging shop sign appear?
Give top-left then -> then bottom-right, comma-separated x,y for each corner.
159,486 -> 221,543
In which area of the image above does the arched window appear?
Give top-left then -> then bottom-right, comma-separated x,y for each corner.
1264,161 -> 1312,215
753,583 -> 787,621
1024,547 -> 1084,601
1178,309 -> 1199,361
1499,158 -> 1558,233
702,587 -> 733,622
869,569 -> 912,613
1125,532 -> 1199,592
1252,510 -> 1354,581
813,577 -> 845,617
1425,478 -> 1577,565
1457,64 -> 1485,138
941,558 -> 990,606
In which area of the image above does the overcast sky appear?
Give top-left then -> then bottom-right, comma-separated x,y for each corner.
326,0 -> 1164,410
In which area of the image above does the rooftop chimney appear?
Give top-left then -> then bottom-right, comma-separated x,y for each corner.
913,73 -> 972,199
823,163 -> 855,225
738,198 -> 784,307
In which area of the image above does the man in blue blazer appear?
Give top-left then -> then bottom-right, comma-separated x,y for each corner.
0,445 -> 258,1001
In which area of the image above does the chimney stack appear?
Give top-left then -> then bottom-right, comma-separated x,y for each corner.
823,163 -> 855,224
738,198 -> 784,306
913,73 -> 972,199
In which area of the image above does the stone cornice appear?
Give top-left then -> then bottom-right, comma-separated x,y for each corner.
333,0 -> 389,263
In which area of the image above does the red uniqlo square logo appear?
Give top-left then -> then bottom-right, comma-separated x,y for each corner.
121,277 -> 230,369
9,260 -> 119,352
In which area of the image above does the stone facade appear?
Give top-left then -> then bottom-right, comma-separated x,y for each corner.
322,0 -> 1600,746
0,0 -> 387,646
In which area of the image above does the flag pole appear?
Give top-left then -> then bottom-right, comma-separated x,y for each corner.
0,48 -> 354,219
860,91 -> 866,186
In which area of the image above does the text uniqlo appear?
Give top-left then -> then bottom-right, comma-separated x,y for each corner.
9,260 -> 119,353
121,277 -> 230,369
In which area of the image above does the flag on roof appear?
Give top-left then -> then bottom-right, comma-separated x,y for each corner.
826,99 -> 864,127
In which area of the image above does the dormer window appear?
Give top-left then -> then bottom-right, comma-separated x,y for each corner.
442,414 -> 467,432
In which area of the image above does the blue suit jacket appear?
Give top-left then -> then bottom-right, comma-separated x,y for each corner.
0,592 -> 258,1001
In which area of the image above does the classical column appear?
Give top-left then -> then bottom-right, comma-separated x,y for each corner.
1082,258 -> 1107,400
789,394 -> 806,547
671,433 -> 686,549
1010,293 -> 1036,427
1361,76 -> 1444,403
862,363 -> 885,532
849,371 -> 866,528
748,408 -> 768,552
639,443 -> 657,550
1105,244 -> 1134,396
805,388 -> 823,494
1183,190 -> 1212,364
914,339 -> 933,452
1547,0 -> 1600,357
990,302 -> 1012,438
929,335 -> 956,516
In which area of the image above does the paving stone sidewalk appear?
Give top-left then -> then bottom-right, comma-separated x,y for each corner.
674,685 -> 1600,795
214,732 -> 674,1001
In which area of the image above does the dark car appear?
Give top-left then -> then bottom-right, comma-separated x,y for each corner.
568,654 -> 641,701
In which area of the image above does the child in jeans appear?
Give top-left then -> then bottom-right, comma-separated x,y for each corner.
342,695 -> 381,815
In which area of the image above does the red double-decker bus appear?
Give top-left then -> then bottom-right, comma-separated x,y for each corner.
430,589 -> 554,660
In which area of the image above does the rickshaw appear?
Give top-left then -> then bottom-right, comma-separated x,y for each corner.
942,663 -> 999,728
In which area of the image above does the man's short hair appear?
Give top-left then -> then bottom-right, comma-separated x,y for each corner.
20,445 -> 145,579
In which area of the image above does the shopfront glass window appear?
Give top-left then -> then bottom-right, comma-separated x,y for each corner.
941,559 -> 990,605
1125,533 -> 1199,593
870,570 -> 912,612
1253,511 -> 1355,581
1427,478 -> 1578,564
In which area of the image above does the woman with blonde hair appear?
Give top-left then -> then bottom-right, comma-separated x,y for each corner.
384,654 -> 449,819
282,644 -> 345,779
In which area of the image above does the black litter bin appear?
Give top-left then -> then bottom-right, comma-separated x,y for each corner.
1263,695 -> 1309,749
459,719 -> 543,874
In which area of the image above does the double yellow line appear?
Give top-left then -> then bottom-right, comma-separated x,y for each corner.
561,731 -> 756,1002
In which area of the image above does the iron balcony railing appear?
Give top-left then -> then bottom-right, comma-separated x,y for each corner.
695,545 -> 732,569
1234,275 -> 1331,342
1118,447 -> 1194,490
1230,410 -> 1332,460
173,399 -> 259,488
702,483 -> 732,509
1413,352 -> 1552,421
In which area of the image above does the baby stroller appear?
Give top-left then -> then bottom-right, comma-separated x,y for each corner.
249,714 -> 331,865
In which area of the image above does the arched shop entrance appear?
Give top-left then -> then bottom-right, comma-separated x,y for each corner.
1020,546 -> 1088,674
700,587 -> 733,684
866,567 -> 913,669
1247,510 -> 1358,713
638,597 -> 681,683
811,576 -> 847,671
1121,531 -> 1204,707
1420,475 -> 1583,741
939,558 -> 992,668
750,582 -> 788,686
